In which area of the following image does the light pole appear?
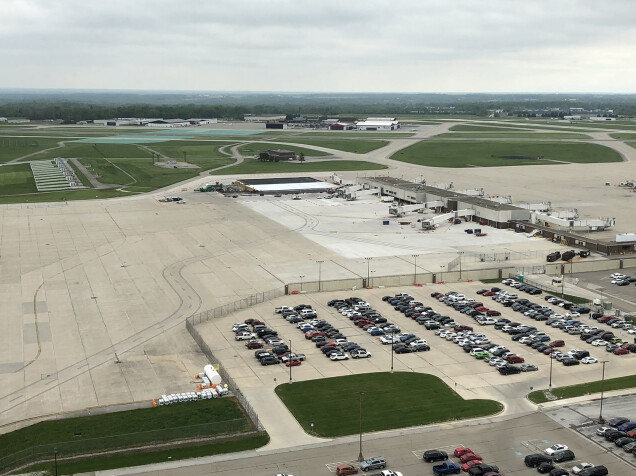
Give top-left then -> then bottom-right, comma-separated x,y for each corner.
549,353 -> 553,390
357,391 -> 365,462
370,270 -> 376,288
317,260 -> 324,292
457,251 -> 464,280
412,254 -> 419,284
364,257 -> 372,286
289,339 -> 293,384
598,360 -> 608,423
390,337 -> 394,373
54,447 -> 58,476
299,275 -> 305,292
439,265 -> 445,283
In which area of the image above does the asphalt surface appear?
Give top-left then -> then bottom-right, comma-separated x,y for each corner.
572,268 -> 636,313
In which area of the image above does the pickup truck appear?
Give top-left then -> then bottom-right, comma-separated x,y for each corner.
433,462 -> 461,475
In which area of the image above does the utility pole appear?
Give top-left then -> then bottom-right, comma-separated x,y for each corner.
549,354 -> 553,389
317,260 -> 324,292
412,254 -> 419,284
364,257 -> 372,286
54,447 -> 58,476
370,270 -> 376,288
357,391 -> 365,462
299,275 -> 305,292
439,265 -> 445,283
458,251 -> 464,280
289,339 -> 293,384
598,361 -> 608,423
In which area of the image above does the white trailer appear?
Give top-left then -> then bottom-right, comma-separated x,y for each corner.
422,209 -> 475,229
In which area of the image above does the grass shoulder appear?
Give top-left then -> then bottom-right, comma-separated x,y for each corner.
390,141 -> 622,168
209,159 -> 386,175
528,374 -> 636,404
275,372 -> 502,437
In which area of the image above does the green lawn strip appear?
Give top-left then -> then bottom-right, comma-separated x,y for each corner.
238,143 -> 330,157
0,163 -> 38,194
275,372 -> 502,437
32,142 -> 153,160
275,138 -> 389,154
611,133 -> 636,140
209,159 -> 386,175
19,433 -> 269,475
0,137 -> 63,163
298,132 -> 415,138
435,132 -> 591,139
0,189 -> 126,204
450,124 -> 532,132
79,158 -> 135,185
390,141 -> 622,168
0,398 -> 250,460
528,375 -> 636,404
65,160 -> 91,188
480,279 -> 590,303
147,140 -> 235,160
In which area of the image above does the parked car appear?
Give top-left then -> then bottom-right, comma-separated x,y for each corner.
545,444 -> 568,456
578,466 -> 608,476
359,456 -> 386,471
524,454 -> 553,467
350,349 -> 372,359
336,464 -> 358,475
552,450 -> 575,463
423,449 -> 449,462
571,463 -> 594,475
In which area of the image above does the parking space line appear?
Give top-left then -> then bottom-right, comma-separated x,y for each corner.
412,443 -> 464,459
325,460 -> 360,473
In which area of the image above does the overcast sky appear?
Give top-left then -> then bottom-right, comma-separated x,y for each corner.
2,0 -> 635,93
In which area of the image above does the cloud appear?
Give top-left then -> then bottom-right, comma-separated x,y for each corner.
1,0 -> 635,92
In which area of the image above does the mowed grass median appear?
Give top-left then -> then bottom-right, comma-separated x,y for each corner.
528,374 -> 636,404
390,140 -> 622,167
275,372 -> 502,437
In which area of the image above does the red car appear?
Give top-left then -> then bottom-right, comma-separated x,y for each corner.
475,306 -> 489,312
356,320 -> 372,327
483,291 -> 496,296
543,348 -> 555,355
550,340 -> 565,347
305,331 -> 325,339
460,453 -> 482,463
245,341 -> 263,349
613,348 -> 629,355
251,320 -> 265,327
461,460 -> 484,472
507,355 -> 525,364
454,447 -> 474,457
486,310 -> 501,316
285,359 -> 301,367
336,464 -> 358,475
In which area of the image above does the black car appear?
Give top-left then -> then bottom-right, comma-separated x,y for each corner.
614,436 -> 633,447
412,343 -> 431,352
549,469 -> 569,476
608,416 -> 630,427
524,454 -> 553,467
499,365 -> 521,375
537,461 -> 555,474
467,465 -> 499,476
578,466 -> 608,476
552,450 -> 575,463
562,357 -> 580,366
423,450 -> 448,462
260,356 -> 280,366
394,345 -> 412,354
605,430 -> 628,442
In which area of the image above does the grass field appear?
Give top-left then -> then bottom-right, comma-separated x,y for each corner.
0,137 -> 63,163
275,372 -> 502,437
390,141 -> 622,167
209,158 -> 386,175
450,124 -> 531,132
0,398 -> 256,473
0,163 -> 38,195
137,140 -> 235,161
23,434 -> 269,475
528,374 -> 636,404
238,143 -> 330,157
299,131 -> 415,138
610,133 -> 636,140
275,138 -> 390,154
435,132 -> 591,139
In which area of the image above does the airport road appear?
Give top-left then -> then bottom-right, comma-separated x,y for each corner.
99,409 -> 633,476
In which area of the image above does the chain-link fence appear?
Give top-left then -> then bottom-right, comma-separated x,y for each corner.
187,288 -> 285,325
0,418 -> 251,474
186,320 -> 263,432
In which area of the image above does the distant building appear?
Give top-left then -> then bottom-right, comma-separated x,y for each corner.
589,116 -> 616,121
145,119 -> 191,128
7,118 -> 30,123
244,115 -> 287,123
187,118 -> 217,125
265,123 -> 288,130
0,117 -> 7,122
329,123 -> 353,130
356,119 -> 400,131
563,115 -> 582,121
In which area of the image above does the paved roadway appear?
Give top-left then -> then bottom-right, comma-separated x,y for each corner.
98,397 -> 635,476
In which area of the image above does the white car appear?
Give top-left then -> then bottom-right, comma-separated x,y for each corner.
409,339 -> 428,348
380,335 -> 399,344
275,306 -> 293,314
329,352 -> 348,361
489,358 -> 505,366
566,312 -> 581,318
232,323 -> 248,332
581,357 -> 598,364
479,318 -> 497,325
591,339 -> 606,347
378,471 -> 403,476
572,463 -> 594,474
469,348 -> 486,356
234,332 -> 256,341
611,273 -> 626,279
545,444 -> 568,455
628,329 -> 636,335
596,426 -> 612,436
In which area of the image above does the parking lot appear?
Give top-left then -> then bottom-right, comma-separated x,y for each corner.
573,268 -> 636,314
132,411 -> 632,475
